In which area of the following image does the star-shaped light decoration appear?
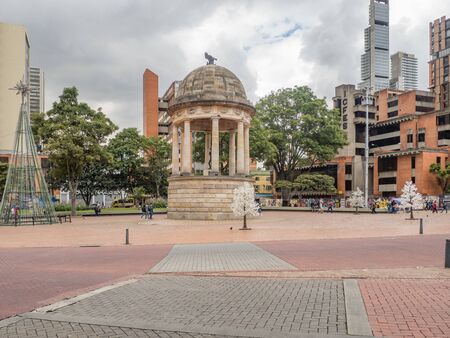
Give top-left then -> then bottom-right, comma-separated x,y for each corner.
9,80 -> 30,103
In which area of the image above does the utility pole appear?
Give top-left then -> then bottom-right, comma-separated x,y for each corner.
364,87 -> 373,208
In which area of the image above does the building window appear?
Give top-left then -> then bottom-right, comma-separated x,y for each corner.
343,123 -> 347,130
418,132 -> 425,143
378,157 -> 397,172
437,157 -> 441,164
379,177 -> 397,185
407,134 -> 413,143
411,156 -> 416,169
345,180 -> 352,191
412,177 -> 416,184
416,95 -> 435,103
388,111 -> 399,118
355,148 -> 365,156
387,100 -> 398,108
345,164 -> 352,175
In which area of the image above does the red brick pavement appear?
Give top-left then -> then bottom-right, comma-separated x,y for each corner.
256,234 -> 448,270
359,279 -> 450,337
0,245 -> 171,320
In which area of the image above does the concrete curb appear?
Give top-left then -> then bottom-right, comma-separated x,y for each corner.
33,279 -> 138,313
0,316 -> 21,328
344,279 -> 373,336
20,311 -> 372,338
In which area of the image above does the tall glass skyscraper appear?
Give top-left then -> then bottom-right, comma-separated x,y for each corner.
359,0 -> 390,93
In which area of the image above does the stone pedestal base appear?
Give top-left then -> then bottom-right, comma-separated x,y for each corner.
168,176 -> 254,220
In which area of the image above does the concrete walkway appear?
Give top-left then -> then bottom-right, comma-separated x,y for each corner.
150,242 -> 296,273
0,275 -> 372,338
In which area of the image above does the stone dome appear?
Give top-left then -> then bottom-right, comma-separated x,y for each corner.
175,64 -> 250,106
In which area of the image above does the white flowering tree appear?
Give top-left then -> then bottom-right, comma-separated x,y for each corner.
348,187 -> 365,214
231,182 -> 259,230
399,181 -> 423,220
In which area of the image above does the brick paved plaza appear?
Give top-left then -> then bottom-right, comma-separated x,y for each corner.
0,211 -> 449,337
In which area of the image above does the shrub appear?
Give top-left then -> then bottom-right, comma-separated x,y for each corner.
145,198 -> 167,209
54,203 -> 91,212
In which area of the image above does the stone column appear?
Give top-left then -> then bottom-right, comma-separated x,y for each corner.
171,125 -> 179,175
244,124 -> 250,175
211,117 -> 220,174
181,120 -> 191,175
203,132 -> 211,176
229,130 -> 236,176
236,120 -> 245,175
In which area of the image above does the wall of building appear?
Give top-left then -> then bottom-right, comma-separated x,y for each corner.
143,69 -> 159,138
0,23 -> 29,155
416,152 -> 447,196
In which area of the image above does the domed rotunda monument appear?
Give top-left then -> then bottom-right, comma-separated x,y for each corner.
168,57 -> 255,220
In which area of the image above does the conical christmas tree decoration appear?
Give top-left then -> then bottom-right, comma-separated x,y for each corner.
0,81 -> 57,225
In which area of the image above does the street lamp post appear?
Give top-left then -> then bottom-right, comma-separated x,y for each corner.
364,87 -> 373,208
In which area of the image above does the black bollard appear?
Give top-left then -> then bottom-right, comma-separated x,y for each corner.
419,218 -> 423,235
445,240 -> 450,268
125,228 -> 129,245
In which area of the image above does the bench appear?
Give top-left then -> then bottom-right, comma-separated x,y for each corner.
57,214 -> 72,223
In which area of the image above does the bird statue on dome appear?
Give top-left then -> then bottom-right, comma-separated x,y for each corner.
204,52 -> 217,65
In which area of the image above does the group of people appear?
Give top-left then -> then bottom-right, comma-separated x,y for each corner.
424,199 -> 448,213
140,203 -> 154,219
309,198 -> 335,213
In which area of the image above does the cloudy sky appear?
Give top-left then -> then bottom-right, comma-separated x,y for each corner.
3,0 -> 450,131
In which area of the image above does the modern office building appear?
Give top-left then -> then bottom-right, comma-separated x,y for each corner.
0,22 -> 30,158
29,67 -> 45,113
429,16 -> 450,111
359,0 -> 390,93
326,84 -> 448,198
390,52 -> 418,91
331,84 -> 377,195
371,88 -> 445,196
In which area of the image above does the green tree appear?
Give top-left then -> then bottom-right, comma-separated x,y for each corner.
77,157 -> 115,205
40,87 -> 118,215
254,86 -> 347,181
107,128 -> 149,193
292,174 -> 336,196
145,136 -> 171,197
429,163 -> 450,194
131,186 -> 146,207
0,162 -> 8,199
275,180 -> 293,203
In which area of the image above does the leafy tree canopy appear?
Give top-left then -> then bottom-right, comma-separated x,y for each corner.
107,128 -> 149,192
292,174 -> 336,195
39,87 -> 118,215
0,162 -> 8,199
429,163 -> 450,194
254,86 -> 347,180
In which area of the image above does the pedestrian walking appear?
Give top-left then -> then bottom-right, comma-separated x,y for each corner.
441,202 -> 448,213
147,203 -> 154,219
432,200 -> 438,213
140,204 -> 147,218
370,201 -> 376,214
327,200 -> 334,213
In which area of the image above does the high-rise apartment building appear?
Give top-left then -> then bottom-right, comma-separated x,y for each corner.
429,16 -> 450,110
390,52 -> 418,91
0,22 -> 30,157
29,67 -> 45,113
359,0 -> 390,93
